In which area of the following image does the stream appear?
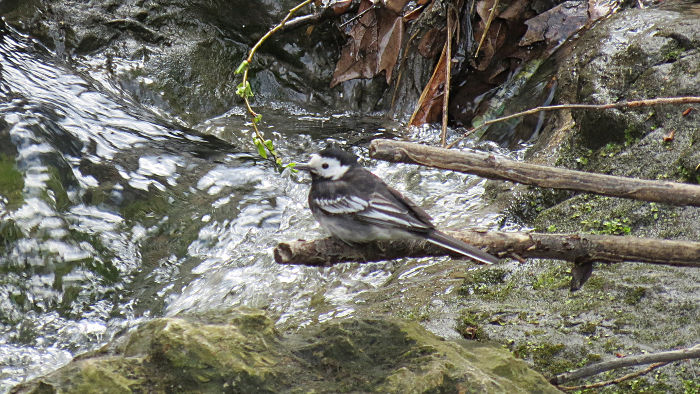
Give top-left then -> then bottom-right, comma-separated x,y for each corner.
0,22 -> 508,391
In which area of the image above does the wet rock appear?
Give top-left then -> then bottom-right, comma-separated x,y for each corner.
10,308 -> 558,393
477,4 -> 700,390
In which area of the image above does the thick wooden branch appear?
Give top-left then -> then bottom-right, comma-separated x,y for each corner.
369,139 -> 700,207
551,344 -> 700,385
274,230 -> 700,268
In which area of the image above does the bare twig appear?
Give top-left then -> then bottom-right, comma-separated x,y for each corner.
370,139 -> 700,207
447,96 -> 700,148
558,362 -> 669,391
440,4 -> 455,147
339,2 -> 379,28
474,0 -> 500,57
279,1 -> 360,32
551,344 -> 700,385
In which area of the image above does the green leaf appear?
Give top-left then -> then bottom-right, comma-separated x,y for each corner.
236,81 -> 254,98
264,139 -> 274,150
253,114 -> 263,124
254,138 -> 267,159
236,82 -> 247,98
235,60 -> 249,75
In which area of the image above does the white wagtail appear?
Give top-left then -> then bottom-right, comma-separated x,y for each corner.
296,146 -> 497,265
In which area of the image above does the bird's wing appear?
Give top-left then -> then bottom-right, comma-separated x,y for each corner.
313,194 -> 368,214
385,185 -> 433,224
355,189 -> 433,231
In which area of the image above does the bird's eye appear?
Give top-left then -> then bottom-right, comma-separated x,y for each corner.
322,163 -> 329,169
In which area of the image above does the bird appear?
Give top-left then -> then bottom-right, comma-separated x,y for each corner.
295,146 -> 498,265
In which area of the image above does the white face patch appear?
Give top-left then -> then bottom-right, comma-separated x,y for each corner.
306,154 -> 350,180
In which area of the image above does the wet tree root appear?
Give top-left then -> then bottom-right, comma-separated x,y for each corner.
370,139 -> 700,207
274,230 -> 700,268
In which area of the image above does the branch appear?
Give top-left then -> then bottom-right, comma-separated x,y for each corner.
558,362 -> 668,391
279,0 -> 360,32
551,344 -> 700,385
274,230 -> 700,268
447,96 -> 700,148
370,139 -> 700,207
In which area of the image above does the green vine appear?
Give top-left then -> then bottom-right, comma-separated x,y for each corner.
235,0 -> 313,171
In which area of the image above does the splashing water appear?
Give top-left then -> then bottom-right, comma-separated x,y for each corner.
0,24 -> 504,391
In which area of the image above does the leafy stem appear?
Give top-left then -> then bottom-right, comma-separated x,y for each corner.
235,0 -> 313,171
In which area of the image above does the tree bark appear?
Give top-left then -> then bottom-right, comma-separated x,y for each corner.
274,230 -> 700,268
369,139 -> 700,207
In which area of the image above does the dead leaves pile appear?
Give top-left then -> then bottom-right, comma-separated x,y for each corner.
330,0 -> 620,126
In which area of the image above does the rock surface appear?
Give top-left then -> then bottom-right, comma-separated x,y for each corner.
11,308 -> 558,393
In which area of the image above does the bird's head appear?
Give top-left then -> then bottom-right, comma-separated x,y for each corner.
296,146 -> 358,180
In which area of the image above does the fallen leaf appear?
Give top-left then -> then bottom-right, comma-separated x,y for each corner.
384,0 -> 410,13
331,0 -> 354,15
519,0 -> 588,48
409,40 -> 447,126
662,129 -> 675,142
416,27 -> 445,58
331,0 -> 405,87
682,107 -> 694,116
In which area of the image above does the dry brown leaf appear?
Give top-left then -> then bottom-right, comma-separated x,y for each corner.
473,19 -> 507,71
663,129 -> 676,142
417,27 -> 445,58
409,42 -> 447,126
519,0 -> 588,47
384,0 -> 410,13
331,0 -> 405,87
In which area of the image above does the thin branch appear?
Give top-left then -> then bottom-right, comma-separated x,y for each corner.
339,2 -> 380,28
246,0 -> 313,64
441,4 -> 455,147
370,139 -> 700,207
239,0 -> 313,167
558,362 -> 669,391
447,96 -> 700,148
278,1 -> 359,32
551,344 -> 700,385
474,0 -> 500,57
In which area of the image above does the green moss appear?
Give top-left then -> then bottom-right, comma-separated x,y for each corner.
663,47 -> 685,62
0,154 -> 24,209
456,311 -> 488,340
579,321 -> 597,335
580,216 -> 631,235
513,342 -> 569,374
623,286 -> 647,306
531,265 -> 569,291
459,267 -> 513,300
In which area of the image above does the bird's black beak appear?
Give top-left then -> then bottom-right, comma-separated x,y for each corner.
295,162 -> 312,172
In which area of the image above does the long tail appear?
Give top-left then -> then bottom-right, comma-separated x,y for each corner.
426,230 -> 498,265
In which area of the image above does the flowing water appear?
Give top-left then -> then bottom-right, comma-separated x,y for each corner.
0,23 -> 512,391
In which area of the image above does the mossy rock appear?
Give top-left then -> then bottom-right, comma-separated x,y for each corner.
11,308 -> 558,393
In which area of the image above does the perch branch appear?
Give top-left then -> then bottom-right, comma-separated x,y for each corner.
370,139 -> 700,207
274,230 -> 700,267
551,344 -> 700,385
